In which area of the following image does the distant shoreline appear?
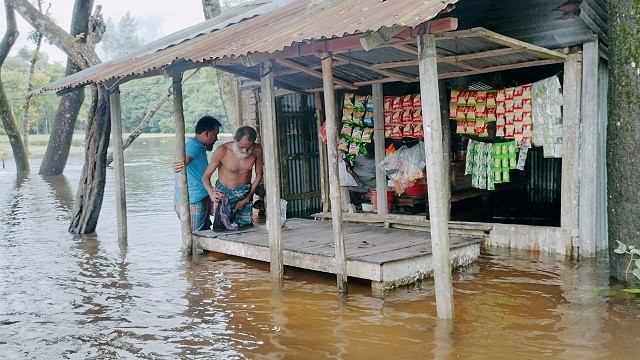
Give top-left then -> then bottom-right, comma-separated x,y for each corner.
1,132 -> 233,159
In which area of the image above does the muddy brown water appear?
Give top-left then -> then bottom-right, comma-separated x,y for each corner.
1,137 -> 638,359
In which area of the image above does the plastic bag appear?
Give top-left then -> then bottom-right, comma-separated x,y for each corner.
339,156 -> 358,187
378,142 -> 426,194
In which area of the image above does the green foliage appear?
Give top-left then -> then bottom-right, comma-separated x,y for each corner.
614,240 -> 640,282
100,12 -> 144,60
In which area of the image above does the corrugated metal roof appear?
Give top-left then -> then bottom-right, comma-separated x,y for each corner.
39,0 -> 459,93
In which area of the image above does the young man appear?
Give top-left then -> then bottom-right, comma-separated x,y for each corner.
173,116 -> 222,231
202,126 -> 263,228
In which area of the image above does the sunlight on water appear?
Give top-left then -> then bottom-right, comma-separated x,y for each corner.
1,137 -> 639,359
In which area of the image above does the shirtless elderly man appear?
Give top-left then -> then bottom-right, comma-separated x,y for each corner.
203,126 -> 263,228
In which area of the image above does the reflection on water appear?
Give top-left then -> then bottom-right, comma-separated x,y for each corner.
1,137 -> 639,359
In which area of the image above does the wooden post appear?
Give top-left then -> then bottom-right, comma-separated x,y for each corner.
579,40 -> 598,258
321,51 -> 348,294
260,60 -> 284,281
109,86 -> 127,242
418,33 -> 453,319
172,73 -> 193,255
561,52 -> 581,256
372,83 -> 388,215
315,93 -> 330,213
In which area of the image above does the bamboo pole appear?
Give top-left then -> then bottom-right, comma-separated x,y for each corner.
321,52 -> 348,294
418,33 -> 453,319
172,73 -> 193,255
109,86 -> 127,242
372,83 -> 388,215
315,93 -> 330,213
260,60 -> 284,281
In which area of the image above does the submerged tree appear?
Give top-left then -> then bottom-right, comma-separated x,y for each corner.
608,0 -> 640,283
0,1 -> 29,171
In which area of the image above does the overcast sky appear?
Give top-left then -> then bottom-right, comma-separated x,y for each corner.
0,0 -> 217,63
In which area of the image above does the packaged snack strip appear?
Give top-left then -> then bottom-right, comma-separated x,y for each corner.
505,113 -> 515,125
393,96 -> 403,110
496,125 -> 505,137
513,85 -> 523,97
496,101 -> 506,115
476,90 -> 487,103
513,98 -> 524,110
522,84 -> 532,97
466,91 -> 477,106
486,90 -> 497,107
340,123 -> 353,137
522,111 -> 532,124
501,155 -> 509,168
365,96 -> 375,112
458,91 -> 470,105
465,120 -> 476,135
351,126 -> 364,141
522,123 -> 532,136
384,113 -> 393,125
457,106 -> 468,120
475,119 -> 486,135
403,94 -> 413,109
486,107 -> 497,122
509,156 -> 517,169
465,106 -> 476,120
456,120 -> 466,134
507,141 -> 517,155
338,137 -> 350,152
412,94 -> 421,109
481,123 -> 489,137
412,123 -> 424,138
496,89 -> 506,101
384,123 -> 393,138
505,87 -> 515,100
493,169 -> 502,184
475,104 -> 486,119
392,110 -> 403,124
522,98 -> 532,111
514,133 -> 524,146
342,112 -> 353,123
502,169 -> 510,182
349,141 -> 360,155
402,122 -> 413,138
505,125 -> 515,138
390,125 -> 403,139
402,108 -> 413,124
354,95 -> 367,112
344,93 -> 355,109
514,122 -> 524,134
505,100 -> 514,113
351,112 -> 364,127
363,112 -> 374,128
493,143 -> 502,155
412,108 -> 422,123
449,105 -> 458,119
384,96 -> 395,112
465,140 -> 477,175
450,90 -> 460,105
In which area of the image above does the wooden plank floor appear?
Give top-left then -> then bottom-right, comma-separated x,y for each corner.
194,218 -> 480,292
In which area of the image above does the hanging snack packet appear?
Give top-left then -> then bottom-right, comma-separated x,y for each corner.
384,123 -> 393,138
351,126 -> 364,142
349,141 -> 360,155
412,123 -> 424,138
363,112 -> 374,128
476,90 -> 487,104
475,104 -> 486,119
340,123 -> 353,138
384,96 -> 395,113
496,89 -> 506,102
338,137 -> 350,152
343,93 -> 355,122
456,120 -> 466,134
365,96 -> 375,112
449,105 -> 459,119
458,91 -> 470,105
467,91 -> 477,106
403,94 -> 414,109
450,90 -> 460,105
392,96 -> 403,110
390,125 -> 403,139
402,121 -> 414,138
412,94 -> 421,109
486,107 -> 497,122
505,87 -> 515,100
486,90 -> 497,107
362,127 -> 374,143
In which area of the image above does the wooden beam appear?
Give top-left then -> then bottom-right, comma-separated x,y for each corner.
260,60 -> 284,282
361,25 -> 406,51
561,52 -> 581,258
321,52 -> 348,294
579,41 -> 599,258
109,86 -> 127,243
439,47 -> 522,62
438,59 -> 564,79
373,59 -> 418,70
172,73 -> 193,255
372,83 -> 388,215
418,33 -> 453,319
392,43 -> 418,56
332,54 -> 415,82
276,58 -> 357,90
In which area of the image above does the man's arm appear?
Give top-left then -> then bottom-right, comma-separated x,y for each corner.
172,155 -> 193,172
203,146 -> 225,201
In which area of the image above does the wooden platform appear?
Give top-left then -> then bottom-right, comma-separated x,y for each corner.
194,218 -> 480,293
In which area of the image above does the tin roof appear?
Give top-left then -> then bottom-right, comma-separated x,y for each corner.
38,0 -> 577,95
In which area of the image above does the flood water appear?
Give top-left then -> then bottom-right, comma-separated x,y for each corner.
1,137 -> 639,359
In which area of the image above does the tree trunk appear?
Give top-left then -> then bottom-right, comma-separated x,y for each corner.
38,0 -> 94,176
608,0 -> 640,283
0,1 -> 29,171
68,85 -> 110,234
106,70 -> 199,166
201,0 -> 241,132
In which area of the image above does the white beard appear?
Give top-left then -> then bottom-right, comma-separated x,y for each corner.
232,141 -> 252,160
